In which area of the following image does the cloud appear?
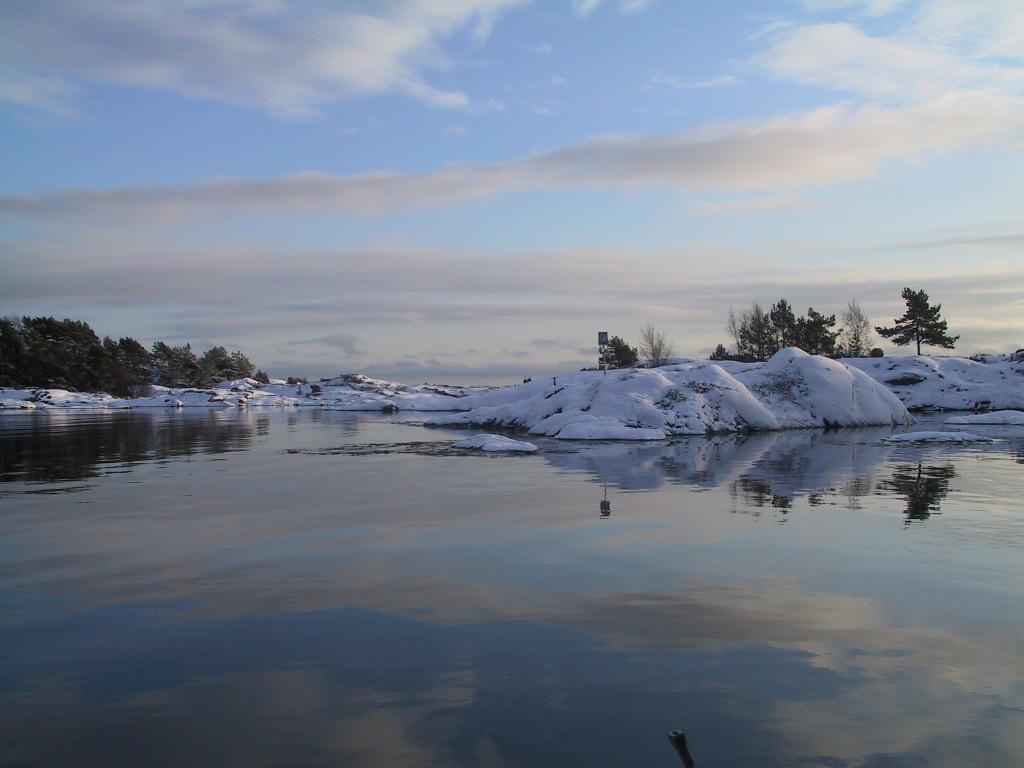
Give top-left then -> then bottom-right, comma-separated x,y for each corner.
799,0 -> 906,15
4,91 -> 1020,219
0,0 -> 528,117
689,193 -> 808,216
289,334 -> 365,356
530,338 -> 562,349
573,0 -> 655,17
754,21 -> 1024,101
896,233 -> 1024,250
0,72 -> 81,117
646,71 -> 739,90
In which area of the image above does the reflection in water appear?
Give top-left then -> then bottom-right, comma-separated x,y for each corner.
1,411 -> 1023,766
0,410 -> 262,482
599,484 -> 611,518
547,428 -> 898,513
878,462 -> 956,524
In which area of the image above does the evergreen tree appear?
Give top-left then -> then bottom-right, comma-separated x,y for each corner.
116,338 -> 152,387
876,287 -> 959,355
228,350 -> 254,379
0,317 -> 25,386
199,346 -> 232,383
19,317 -> 105,390
738,303 -> 776,361
709,343 -> 732,361
253,369 -> 270,384
199,346 -> 255,383
796,307 -> 838,356
151,342 -> 204,387
769,299 -> 799,349
600,336 -> 639,369
100,337 -> 152,396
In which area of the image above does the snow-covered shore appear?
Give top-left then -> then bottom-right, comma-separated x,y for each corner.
4,348 -> 1022,440
845,353 -> 1024,411
427,348 -> 909,439
0,373 -> 480,412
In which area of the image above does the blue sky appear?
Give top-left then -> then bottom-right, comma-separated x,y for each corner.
2,0 -> 1022,382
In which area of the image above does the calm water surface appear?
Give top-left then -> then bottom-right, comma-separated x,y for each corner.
1,409 -> 1022,767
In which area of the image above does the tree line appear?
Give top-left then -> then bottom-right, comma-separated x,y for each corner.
0,316 -> 268,395
599,287 -> 959,369
710,288 -> 958,362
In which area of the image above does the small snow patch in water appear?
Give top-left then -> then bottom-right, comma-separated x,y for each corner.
452,434 -> 539,453
883,431 -> 993,444
945,410 -> 1024,427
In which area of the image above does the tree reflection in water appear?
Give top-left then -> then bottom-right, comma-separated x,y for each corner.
878,462 -> 956,524
0,411 -> 262,482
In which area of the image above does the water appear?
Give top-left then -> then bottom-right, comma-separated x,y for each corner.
1,409 -> 1022,767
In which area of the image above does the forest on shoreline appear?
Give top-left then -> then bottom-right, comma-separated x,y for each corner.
0,316 -> 267,396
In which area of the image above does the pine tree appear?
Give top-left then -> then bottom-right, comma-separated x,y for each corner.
0,318 -> 24,386
709,343 -> 732,361
769,299 -> 798,349
876,288 -> 959,355
152,342 -> 204,387
796,307 -> 838,356
601,336 -> 638,369
736,303 -> 776,361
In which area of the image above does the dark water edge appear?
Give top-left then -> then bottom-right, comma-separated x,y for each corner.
1,409 -> 1023,767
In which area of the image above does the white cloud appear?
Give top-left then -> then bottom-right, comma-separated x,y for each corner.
573,0 -> 603,16
4,91 -> 1019,219
0,72 -> 81,117
647,71 -> 740,90
0,0 -> 528,117
754,21 -> 1024,101
799,0 -> 906,16
573,0 -> 655,17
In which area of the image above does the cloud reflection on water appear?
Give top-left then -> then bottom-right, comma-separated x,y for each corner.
1,411 -> 1022,766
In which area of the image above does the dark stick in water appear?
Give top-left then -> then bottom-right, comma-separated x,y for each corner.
668,730 -> 695,767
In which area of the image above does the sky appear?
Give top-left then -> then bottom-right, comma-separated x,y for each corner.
1,0 -> 1022,384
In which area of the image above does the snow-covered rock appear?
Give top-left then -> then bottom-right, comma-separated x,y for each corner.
0,398 -> 37,410
452,434 -> 539,452
882,431 -> 993,443
847,355 -> 1024,411
0,376 -> 484,412
428,349 -> 910,440
945,410 -> 1024,426
0,388 -> 113,409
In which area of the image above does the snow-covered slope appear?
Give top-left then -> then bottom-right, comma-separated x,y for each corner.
846,355 -> 1024,411
427,349 -> 910,440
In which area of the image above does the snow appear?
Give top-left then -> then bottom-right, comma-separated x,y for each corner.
882,431 -> 993,443
451,434 -> 539,452
0,388 -> 114,409
427,349 -> 910,440
5,349 -> 1023,443
1,375 -> 483,412
846,355 -> 1024,411
945,410 -> 1024,426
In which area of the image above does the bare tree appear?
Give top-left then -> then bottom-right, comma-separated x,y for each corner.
840,299 -> 874,357
638,323 -> 675,367
727,308 -> 741,356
